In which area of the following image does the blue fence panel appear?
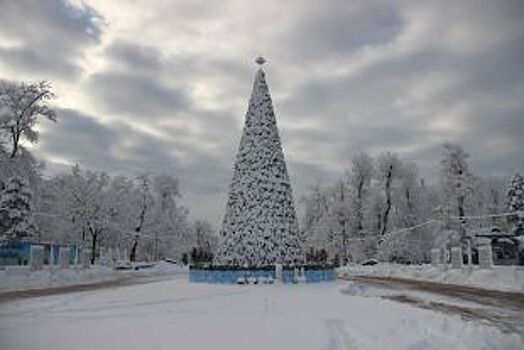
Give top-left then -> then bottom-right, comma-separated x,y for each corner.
304,270 -> 314,283
42,244 -> 51,264
69,245 -> 77,264
1,242 -> 82,266
282,270 -> 294,284
303,269 -> 336,283
51,245 -> 59,265
0,242 -> 31,266
228,271 -> 235,283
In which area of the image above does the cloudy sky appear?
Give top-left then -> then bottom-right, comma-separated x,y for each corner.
1,0 -> 523,226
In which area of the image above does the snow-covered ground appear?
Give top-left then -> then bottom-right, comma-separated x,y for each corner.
0,262 -> 186,293
338,263 -> 524,292
0,277 -> 522,350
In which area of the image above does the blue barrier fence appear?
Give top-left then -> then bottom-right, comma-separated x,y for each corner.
304,269 -> 336,283
0,242 -> 31,265
189,269 -> 276,284
189,268 -> 336,284
282,269 -> 295,283
0,242 -> 80,266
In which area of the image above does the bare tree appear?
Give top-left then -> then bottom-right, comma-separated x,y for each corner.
129,174 -> 152,262
58,165 -> 112,264
397,162 -> 420,227
0,81 -> 56,158
440,143 -> 475,264
440,144 -> 475,230
330,177 -> 351,264
301,184 -> 330,236
350,153 -> 373,237
151,174 -> 182,260
192,220 -> 217,252
377,152 -> 401,236
301,185 -> 333,256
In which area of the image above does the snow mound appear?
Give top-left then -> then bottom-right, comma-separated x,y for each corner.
338,263 -> 524,292
0,262 -> 186,293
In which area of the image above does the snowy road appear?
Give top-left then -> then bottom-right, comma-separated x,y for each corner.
343,275 -> 524,335
0,273 -> 168,303
0,276 -> 522,350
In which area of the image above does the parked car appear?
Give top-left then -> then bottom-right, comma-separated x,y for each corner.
361,259 -> 378,266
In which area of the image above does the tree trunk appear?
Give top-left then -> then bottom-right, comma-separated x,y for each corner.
405,188 -> 414,227
457,194 -> 470,265
458,195 -> 466,236
154,231 -> 158,261
10,131 -> 19,158
130,181 -> 148,262
129,236 -> 139,262
91,231 -> 98,265
340,219 -> 348,265
380,166 -> 393,236
466,238 -> 472,266
357,180 -> 364,233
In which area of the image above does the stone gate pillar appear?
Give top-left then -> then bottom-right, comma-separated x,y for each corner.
451,247 -> 463,269
478,245 -> 493,269
431,248 -> 441,266
59,247 -> 70,269
30,245 -> 44,271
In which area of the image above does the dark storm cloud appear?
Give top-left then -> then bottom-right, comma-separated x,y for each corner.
104,41 -> 163,72
0,0 -> 103,78
87,72 -> 191,118
103,38 -> 251,89
39,109 -> 177,177
283,1 -> 402,60
38,108 -> 125,171
38,108 -> 234,202
0,47 -> 81,78
456,106 -> 524,176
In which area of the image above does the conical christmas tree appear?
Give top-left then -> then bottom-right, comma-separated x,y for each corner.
215,59 -> 304,267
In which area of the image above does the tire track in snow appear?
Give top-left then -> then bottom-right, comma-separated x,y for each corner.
324,319 -> 356,350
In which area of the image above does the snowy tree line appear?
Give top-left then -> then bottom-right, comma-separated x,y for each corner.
301,145 -> 524,264
0,80 -> 216,264
1,79 -> 522,266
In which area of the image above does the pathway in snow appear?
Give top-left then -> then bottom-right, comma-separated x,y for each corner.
342,275 -> 524,336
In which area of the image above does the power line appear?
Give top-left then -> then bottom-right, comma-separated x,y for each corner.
447,211 -> 524,220
381,211 -> 524,240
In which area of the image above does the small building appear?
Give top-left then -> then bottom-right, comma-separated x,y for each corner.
473,227 -> 522,265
